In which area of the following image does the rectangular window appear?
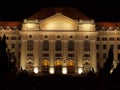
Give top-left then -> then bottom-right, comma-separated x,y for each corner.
110,44 -> 114,49
96,53 -> 99,59
84,41 -> 90,51
55,53 -> 62,58
103,44 -> 106,49
97,37 -> 100,41
103,53 -> 106,59
96,44 -> 99,49
118,53 -> 120,60
43,53 -> 49,57
68,53 -> 74,57
11,43 -> 15,49
118,45 -> 120,49
19,44 -> 21,48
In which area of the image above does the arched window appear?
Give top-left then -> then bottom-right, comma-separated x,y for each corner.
68,40 -> 74,51
83,62 -> 91,72
55,40 -> 62,51
84,40 -> 90,51
27,40 -> 33,51
43,40 -> 49,51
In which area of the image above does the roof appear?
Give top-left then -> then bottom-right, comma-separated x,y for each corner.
28,7 -> 90,20
96,22 -> 120,27
0,22 -> 21,26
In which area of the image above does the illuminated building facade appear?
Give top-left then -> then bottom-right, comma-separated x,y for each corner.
0,7 -> 120,74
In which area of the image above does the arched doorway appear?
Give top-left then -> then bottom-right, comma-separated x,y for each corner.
83,62 -> 91,73
26,61 -> 33,72
55,60 -> 62,74
42,60 -> 49,73
67,60 -> 75,73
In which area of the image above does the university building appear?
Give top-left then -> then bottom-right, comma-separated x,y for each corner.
0,7 -> 120,74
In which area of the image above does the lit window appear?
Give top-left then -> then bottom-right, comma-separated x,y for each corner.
43,40 -> 49,51
84,40 -> 90,51
27,40 -> 33,51
55,40 -> 62,51
68,40 -> 74,51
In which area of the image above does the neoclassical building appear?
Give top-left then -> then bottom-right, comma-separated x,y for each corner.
0,7 -> 120,74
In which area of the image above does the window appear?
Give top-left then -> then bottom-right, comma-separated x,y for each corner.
118,45 -> 120,49
103,53 -> 106,59
18,36 -> 21,40
102,37 -> 107,41
103,44 -> 106,49
96,53 -> 99,59
55,53 -> 62,57
70,35 -> 73,39
19,44 -> 21,48
84,54 -> 90,57
117,37 -> 120,41
44,35 -> 48,38
11,43 -> 15,49
57,35 -> 60,38
27,40 -> 33,51
68,40 -> 74,51
97,37 -> 100,41
29,35 -> 32,38
6,37 -> 9,40
84,40 -> 90,51
43,40 -> 49,51
12,36 -> 16,40
68,53 -> 74,57
55,40 -> 62,51
110,37 -> 114,41
118,53 -> 120,60
43,53 -> 49,57
110,44 -> 114,49
96,44 -> 99,49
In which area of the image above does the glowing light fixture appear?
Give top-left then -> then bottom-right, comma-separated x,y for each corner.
34,67 -> 39,74
49,67 -> 54,74
62,67 -> 67,74
78,67 -> 83,74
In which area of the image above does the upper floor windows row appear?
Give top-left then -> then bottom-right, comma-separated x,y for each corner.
0,36 -> 21,40
97,37 -> 120,41
43,40 -> 74,51
96,44 -> 120,49
27,40 -> 75,51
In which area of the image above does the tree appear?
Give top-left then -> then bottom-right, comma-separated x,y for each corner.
111,62 -> 120,82
0,35 -> 9,89
0,35 -> 9,76
101,47 -> 114,78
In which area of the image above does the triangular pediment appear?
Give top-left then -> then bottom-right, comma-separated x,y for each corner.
40,13 -> 78,30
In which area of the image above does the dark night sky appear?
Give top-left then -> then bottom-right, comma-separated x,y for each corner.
0,0 -> 120,22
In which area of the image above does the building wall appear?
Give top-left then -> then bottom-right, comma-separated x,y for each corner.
0,15 -> 120,74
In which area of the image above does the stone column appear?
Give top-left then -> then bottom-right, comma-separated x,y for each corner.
114,43 -> 118,67
34,40 -> 40,67
63,40 -> 67,66
50,40 -> 54,66
20,40 -> 27,69
39,40 -> 42,72
91,40 -> 97,72
77,40 -> 83,73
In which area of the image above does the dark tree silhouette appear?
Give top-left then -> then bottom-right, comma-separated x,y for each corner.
0,35 -> 9,89
0,35 -> 9,75
101,47 -> 114,78
7,49 -> 17,73
110,62 -> 120,82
